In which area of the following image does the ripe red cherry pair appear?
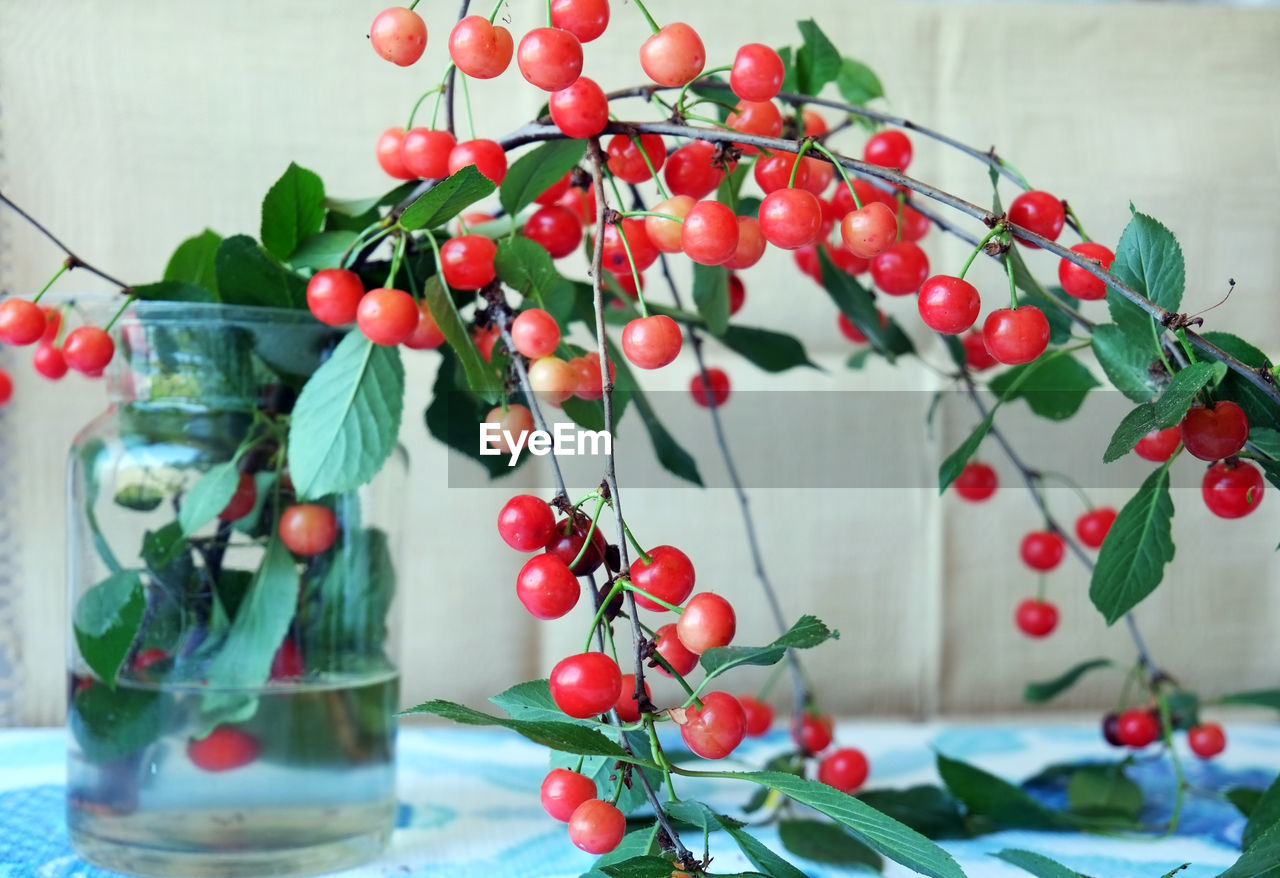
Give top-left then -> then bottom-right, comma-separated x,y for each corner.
541,768 -> 626,855
0,299 -> 115,373
307,268 -> 444,348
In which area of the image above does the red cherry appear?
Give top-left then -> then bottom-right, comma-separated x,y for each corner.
629,545 -> 696,612
1058,242 -> 1115,300
545,516 -> 608,575
376,127 -> 415,180
307,268 -> 365,326
517,27 -> 583,91
917,275 -> 981,334
726,100 -> 784,154
680,691 -> 747,759
369,7 -> 427,66
0,299 -> 47,345
690,367 -> 730,408
132,648 -> 168,673
897,203 -> 931,242
570,352 -> 612,400
541,768 -> 597,822
40,306 -> 62,343
63,327 -> 115,374
356,287 -> 419,345
187,726 -> 260,772
758,188 -> 823,250
870,241 -> 929,296
270,638 -> 304,679
510,308 -> 562,359
523,205 -> 583,259
614,674 -> 651,723
664,141 -> 725,199
278,504 -> 337,555
1015,599 -> 1059,638
550,652 -> 622,718
651,623 -> 699,677
864,130 -> 912,170
738,695 -> 774,736
802,109 -> 828,137
818,748 -> 870,793
639,23 -> 705,87
219,472 -> 257,522
473,325 -> 501,362
558,184 -> 595,225
1134,425 -> 1182,462
1116,709 -> 1161,748
1101,713 -> 1125,747
1180,401 -> 1249,462
1075,507 -> 1117,548
567,799 -> 625,854
448,16 -> 513,79
549,76 -> 609,139
1202,460 -> 1265,519
962,330 -> 998,371
982,306 -> 1050,364
440,234 -> 498,290
793,713 -> 833,754
516,554 -> 581,620
839,203 -> 898,259
404,302 -> 446,350
550,0 -> 609,42
497,494 -> 557,551
1008,190 -> 1065,248
681,200 -> 740,266
831,179 -> 893,214
606,134 -> 666,184
621,315 -> 682,369
798,155 -> 835,197
599,218 -> 659,274
1020,530 -> 1065,572
730,43 -> 784,101
753,153 -> 809,195
722,218 -> 765,271
33,344 -> 68,381
676,593 -> 736,654
645,195 -> 694,254
528,356 -> 576,404
953,462 -> 997,501
727,273 -> 746,314
483,404 -> 534,454
448,139 -> 508,184
536,172 -> 573,206
1188,723 -> 1227,759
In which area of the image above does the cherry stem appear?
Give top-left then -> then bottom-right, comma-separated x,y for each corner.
630,0 -> 660,34
545,0 -> 552,27
385,235 -> 406,288
1149,318 -> 1176,376
0,190 -> 130,290
787,139 -> 815,189
30,262 -> 69,305
643,717 -> 679,802
1003,237 -> 1020,310
1064,201 -> 1091,243
1156,689 -> 1187,835
621,210 -> 682,223
994,155 -> 1032,190
459,73 -> 478,141
619,518 -> 651,564
404,86 -> 443,131
622,583 -> 684,614
649,650 -> 697,700
486,0 -> 503,21
957,225 -> 1004,281
442,0 -> 472,135
341,222 -> 392,269
674,64 -> 731,118
1034,470 -> 1094,512
1035,573 -> 1047,603
567,497 -> 607,573
408,0 -> 422,10
809,140 -> 862,210
628,133 -> 671,201
583,576 -> 625,654
102,294 -> 137,332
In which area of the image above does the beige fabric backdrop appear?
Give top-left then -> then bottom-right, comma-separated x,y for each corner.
0,1 -> 1277,726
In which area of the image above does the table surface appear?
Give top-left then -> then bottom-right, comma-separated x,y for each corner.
2,720 -> 1276,878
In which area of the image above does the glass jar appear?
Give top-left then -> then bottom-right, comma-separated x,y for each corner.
66,302 -> 403,877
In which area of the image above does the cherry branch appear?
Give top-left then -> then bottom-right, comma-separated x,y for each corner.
442,0 -> 470,137
0,189 -> 131,291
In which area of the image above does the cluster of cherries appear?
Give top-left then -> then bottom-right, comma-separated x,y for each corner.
496,491 -> 868,853
0,299 -> 118,404
1103,708 -> 1227,761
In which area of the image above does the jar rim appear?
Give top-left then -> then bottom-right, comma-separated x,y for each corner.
119,300 -> 322,327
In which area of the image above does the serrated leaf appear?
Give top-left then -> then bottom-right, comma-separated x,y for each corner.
795,19 -> 840,96
1066,765 -> 1142,821
289,230 -> 359,270
261,162 -> 326,261
495,236 -> 565,305
692,263 -> 730,337
989,353 -> 1099,421
500,139 -> 586,218
856,786 -> 969,840
1111,207 -> 1185,314
1244,773 -> 1280,849
489,679 -> 568,724
422,274 -> 502,403
1092,323 -> 1157,403
214,234 -> 308,310
1089,465 -> 1176,624
287,332 -> 405,500
1218,818 -> 1280,877
779,818 -> 883,869
700,615 -> 836,675
1103,361 -> 1218,462
178,462 -> 240,535
667,800 -> 808,878
73,570 -> 145,688
163,229 -> 222,294
719,325 -> 819,372
587,825 -> 661,875
1219,689 -> 1280,712
598,857 -> 676,878
938,411 -> 995,494
203,536 -> 298,686
607,337 -> 702,485
836,57 -> 884,105
993,849 -> 1092,878
402,699 -> 645,762
399,166 -> 495,231
1024,658 -> 1116,703
937,753 -> 1077,831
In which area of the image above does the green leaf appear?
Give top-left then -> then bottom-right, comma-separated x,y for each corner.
989,354 -> 1099,421
163,229 -> 222,294
585,825 -> 660,875
402,699 -> 643,762
500,140 -> 586,218
305,527 -> 396,664
779,818 -> 883,869
938,411 -> 996,494
993,849 -> 1092,878
668,800 -> 809,878
289,230 -> 359,270
203,536 -> 299,686
423,274 -> 503,403
399,166 -> 496,231
1103,361 -> 1218,462
287,332 -> 405,500
1244,773 -> 1280,850
141,522 -> 187,571
700,615 -> 837,675
261,162 -> 326,261
719,325 -> 819,372
1219,689 -> 1280,712
70,683 -> 166,763
423,352 -> 511,478
1024,658 -> 1116,703
1091,323 -> 1158,403
214,234 -> 308,310
598,857 -> 675,878
1066,765 -> 1142,821
836,57 -> 884,105
936,753 -> 1077,830
324,182 -> 418,218
1219,819 -> 1280,877
114,483 -> 165,512
178,462 -> 240,535
489,679 -> 568,724
856,786 -> 970,840
778,46 -> 797,96
495,236 -> 566,306
73,570 -> 145,688
1249,428 -> 1280,460
726,771 -> 967,878
692,263 -> 730,337
846,349 -> 874,371
818,246 -> 912,360
607,337 -> 702,486
1111,207 -> 1185,315
795,19 -> 841,96
1089,464 -> 1175,624
131,280 -> 219,303
1228,787 -> 1265,818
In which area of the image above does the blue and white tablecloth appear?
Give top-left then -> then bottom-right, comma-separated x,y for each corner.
1,720 -> 1276,877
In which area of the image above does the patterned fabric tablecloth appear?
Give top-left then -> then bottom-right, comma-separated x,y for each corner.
1,721 -> 1276,877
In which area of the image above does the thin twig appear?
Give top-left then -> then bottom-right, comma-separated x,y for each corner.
443,0 -> 471,137
0,189 -> 131,290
